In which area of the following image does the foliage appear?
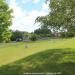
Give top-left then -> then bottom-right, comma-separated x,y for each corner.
34,26 -> 52,38
61,31 -> 75,38
29,34 -> 37,41
10,30 -> 29,41
10,30 -> 23,41
0,0 -> 13,42
36,0 -> 75,37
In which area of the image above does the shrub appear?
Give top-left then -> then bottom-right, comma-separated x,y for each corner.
30,34 -> 37,41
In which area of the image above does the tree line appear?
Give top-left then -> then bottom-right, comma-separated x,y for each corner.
0,0 -> 12,42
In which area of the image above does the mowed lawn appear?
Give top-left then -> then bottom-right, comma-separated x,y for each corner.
0,38 -> 75,66
0,38 -> 75,75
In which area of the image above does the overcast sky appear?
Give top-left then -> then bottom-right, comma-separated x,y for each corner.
7,0 -> 49,32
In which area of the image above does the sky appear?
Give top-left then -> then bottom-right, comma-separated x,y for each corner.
6,0 -> 49,32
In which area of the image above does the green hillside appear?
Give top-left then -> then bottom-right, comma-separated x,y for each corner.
0,38 -> 75,75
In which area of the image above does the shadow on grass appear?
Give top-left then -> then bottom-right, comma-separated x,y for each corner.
0,48 -> 75,75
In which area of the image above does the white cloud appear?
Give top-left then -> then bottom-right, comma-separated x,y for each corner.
21,0 -> 40,4
9,0 -> 48,32
42,3 -> 48,10
32,0 -> 40,3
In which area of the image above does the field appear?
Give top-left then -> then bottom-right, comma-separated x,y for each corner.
0,38 -> 75,75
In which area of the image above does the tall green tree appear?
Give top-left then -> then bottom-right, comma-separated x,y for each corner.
0,0 -> 12,42
36,0 -> 75,37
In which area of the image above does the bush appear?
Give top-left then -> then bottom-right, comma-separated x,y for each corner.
67,32 -> 75,37
30,34 -> 37,41
61,32 -> 75,38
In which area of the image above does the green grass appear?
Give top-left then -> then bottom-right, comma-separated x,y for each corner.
0,38 -> 75,75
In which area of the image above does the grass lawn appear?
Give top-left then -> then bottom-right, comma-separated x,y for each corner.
0,38 -> 75,75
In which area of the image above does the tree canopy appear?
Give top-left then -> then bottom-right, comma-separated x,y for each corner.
36,0 -> 75,37
0,0 -> 12,42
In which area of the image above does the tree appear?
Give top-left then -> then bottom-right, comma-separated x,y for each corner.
0,0 -> 12,42
29,34 -> 37,41
34,27 -> 52,37
10,30 -> 30,41
36,0 -> 75,37
10,30 -> 24,41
